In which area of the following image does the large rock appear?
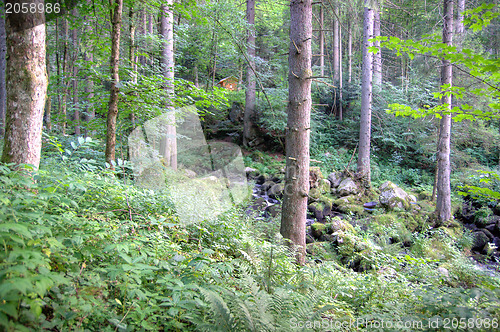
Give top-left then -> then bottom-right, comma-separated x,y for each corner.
337,178 -> 358,196
268,183 -> 284,199
309,167 -> 323,189
327,172 -> 343,188
318,179 -> 331,194
472,231 -> 490,251
379,181 -> 414,210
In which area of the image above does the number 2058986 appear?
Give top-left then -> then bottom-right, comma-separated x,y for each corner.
5,2 -> 60,14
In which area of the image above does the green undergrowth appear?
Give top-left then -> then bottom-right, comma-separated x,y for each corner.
1,157 -> 500,331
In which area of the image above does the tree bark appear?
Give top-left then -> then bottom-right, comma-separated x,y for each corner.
1,0 -> 47,169
60,18 -> 69,135
373,8 -> 382,87
105,0 -> 123,168
347,17 -> 352,84
129,4 -> 137,128
338,23 -> 343,121
159,1 -> 177,170
72,9 -> 80,136
332,3 -> 339,82
280,0 -> 312,266
319,4 -> 324,77
436,0 -> 454,223
0,3 -> 6,137
357,1 -> 374,186
455,0 -> 465,35
243,0 -> 256,147
44,54 -> 51,131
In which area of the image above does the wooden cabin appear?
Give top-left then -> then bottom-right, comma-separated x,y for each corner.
217,76 -> 239,91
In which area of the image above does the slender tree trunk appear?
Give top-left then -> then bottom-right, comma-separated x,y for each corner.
456,0 -> 465,35
159,1 -> 177,170
319,4 -> 324,77
0,4 -> 6,137
105,0 -> 123,168
83,52 -> 94,135
194,64 -> 199,87
373,8 -> 382,87
61,18 -> 69,135
281,0 -> 312,266
44,54 -> 51,131
332,3 -> 339,82
72,10 -> 80,136
1,1 -> 47,169
129,5 -> 137,128
357,0 -> 374,186
338,23 -> 343,121
243,0 -> 256,147
436,0 -> 454,223
347,17 -> 352,84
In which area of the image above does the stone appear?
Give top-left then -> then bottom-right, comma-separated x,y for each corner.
311,223 -> 327,239
309,167 -> 323,189
327,172 -> 343,188
379,181 -> 413,210
472,231 -> 490,251
244,167 -> 258,179
183,169 -> 197,178
319,179 -> 331,194
309,187 -> 322,201
265,204 -> 280,218
261,181 -> 275,192
437,267 -> 449,278
337,178 -> 358,196
256,175 -> 266,185
481,228 -> 495,240
268,183 -> 284,199
308,203 -> 324,221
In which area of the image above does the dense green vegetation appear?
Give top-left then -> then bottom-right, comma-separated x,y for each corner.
1,131 -> 500,330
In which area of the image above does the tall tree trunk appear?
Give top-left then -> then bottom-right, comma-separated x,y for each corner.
338,23 -> 343,121
60,18 -> 69,135
281,0 -> 312,266
83,52 -> 94,135
243,0 -> 256,147
0,3 -> 6,137
357,0 -> 374,186
159,0 -> 177,170
105,0 -> 123,168
456,0 -> 465,35
436,0 -> 454,223
332,3 -> 339,82
1,1 -> 47,169
373,8 -> 382,87
319,4 -> 324,77
347,17 -> 352,84
44,54 -> 51,131
129,5 -> 137,128
72,9 -> 80,136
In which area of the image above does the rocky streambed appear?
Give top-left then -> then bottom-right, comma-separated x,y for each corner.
244,166 -> 500,271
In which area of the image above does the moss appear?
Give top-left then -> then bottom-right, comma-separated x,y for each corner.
311,222 -> 327,238
309,188 -> 322,201
318,179 -> 331,194
309,201 -> 325,211
326,217 -> 355,234
319,194 -> 334,208
371,213 -> 399,226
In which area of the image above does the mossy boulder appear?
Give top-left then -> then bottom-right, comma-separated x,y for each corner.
379,181 -> 414,210
318,179 -> 331,194
327,172 -> 343,188
309,167 -> 324,189
326,217 -> 355,234
268,183 -> 284,199
333,195 -> 364,215
311,222 -> 327,239
337,178 -> 359,196
309,187 -> 322,201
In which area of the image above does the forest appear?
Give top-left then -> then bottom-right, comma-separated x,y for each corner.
1,0 -> 500,330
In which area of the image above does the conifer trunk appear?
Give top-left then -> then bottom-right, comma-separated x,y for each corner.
243,0 -> 256,147
281,0 -> 312,266
1,0 -> 47,169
